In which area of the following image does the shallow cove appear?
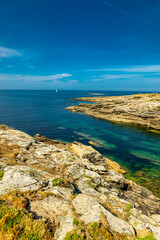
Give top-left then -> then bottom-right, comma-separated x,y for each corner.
0,90 -> 160,196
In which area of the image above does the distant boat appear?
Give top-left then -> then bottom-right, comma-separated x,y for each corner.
56,89 -> 58,92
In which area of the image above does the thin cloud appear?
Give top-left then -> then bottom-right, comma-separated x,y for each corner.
99,0 -> 160,30
0,46 -> 22,58
85,65 -> 160,73
100,74 -> 143,79
91,74 -> 144,82
7,65 -> 15,68
0,73 -> 72,82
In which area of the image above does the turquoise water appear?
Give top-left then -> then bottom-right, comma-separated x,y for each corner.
0,90 -> 160,193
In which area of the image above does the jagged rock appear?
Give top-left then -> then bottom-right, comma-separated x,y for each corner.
152,215 -> 160,226
71,142 -> 108,169
55,214 -> 74,240
51,186 -> 73,200
30,196 -> 71,220
73,194 -> 135,236
67,163 -> 84,179
30,196 -> 74,240
105,169 -> 124,183
105,157 -> 126,174
76,179 -> 99,196
147,225 -> 160,240
103,207 -> 135,236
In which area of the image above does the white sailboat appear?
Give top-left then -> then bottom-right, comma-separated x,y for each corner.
56,89 -> 58,93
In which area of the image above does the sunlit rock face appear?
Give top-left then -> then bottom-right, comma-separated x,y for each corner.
0,124 -> 160,240
66,93 -> 160,132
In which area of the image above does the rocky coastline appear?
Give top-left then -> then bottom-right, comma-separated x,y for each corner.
0,124 -> 160,239
66,93 -> 160,134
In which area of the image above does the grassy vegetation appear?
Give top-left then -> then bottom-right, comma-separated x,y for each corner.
0,190 -> 157,240
83,175 -> 92,179
0,172 -> 4,181
73,219 -> 79,226
69,155 -> 76,160
85,177 -> 97,190
136,236 -> 156,240
65,220 -> 114,240
125,203 -> 133,212
87,181 -> 96,190
52,178 -> 63,187
66,222 -> 157,240
88,222 -> 112,240
0,191 -> 54,240
65,233 -> 85,240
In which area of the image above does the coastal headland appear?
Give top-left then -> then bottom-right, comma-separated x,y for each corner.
66,93 -> 160,134
0,125 -> 160,239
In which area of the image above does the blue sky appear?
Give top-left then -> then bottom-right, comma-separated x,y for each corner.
0,0 -> 160,90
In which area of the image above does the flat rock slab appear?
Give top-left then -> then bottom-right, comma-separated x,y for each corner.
0,166 -> 44,195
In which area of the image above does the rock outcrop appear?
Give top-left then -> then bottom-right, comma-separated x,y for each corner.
0,124 -> 160,239
66,93 -> 160,133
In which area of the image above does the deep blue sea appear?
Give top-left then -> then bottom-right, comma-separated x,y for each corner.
0,90 -> 160,193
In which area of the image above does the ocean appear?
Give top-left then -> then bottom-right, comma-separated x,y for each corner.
0,90 -> 160,195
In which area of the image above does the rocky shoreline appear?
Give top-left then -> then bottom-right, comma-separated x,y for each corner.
0,124 -> 160,239
66,93 -> 160,134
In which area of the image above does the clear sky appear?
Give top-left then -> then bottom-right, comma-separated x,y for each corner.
0,0 -> 160,90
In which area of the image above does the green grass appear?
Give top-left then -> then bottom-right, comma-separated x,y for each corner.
90,222 -> 99,231
74,193 -> 79,198
88,222 -> 112,239
68,155 -> 76,160
125,203 -> 133,212
0,192 -> 54,239
73,219 -> 79,226
65,233 -> 85,240
83,175 -> 92,179
86,178 -> 97,190
135,236 -> 156,240
0,172 -> 4,181
52,178 -> 63,187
